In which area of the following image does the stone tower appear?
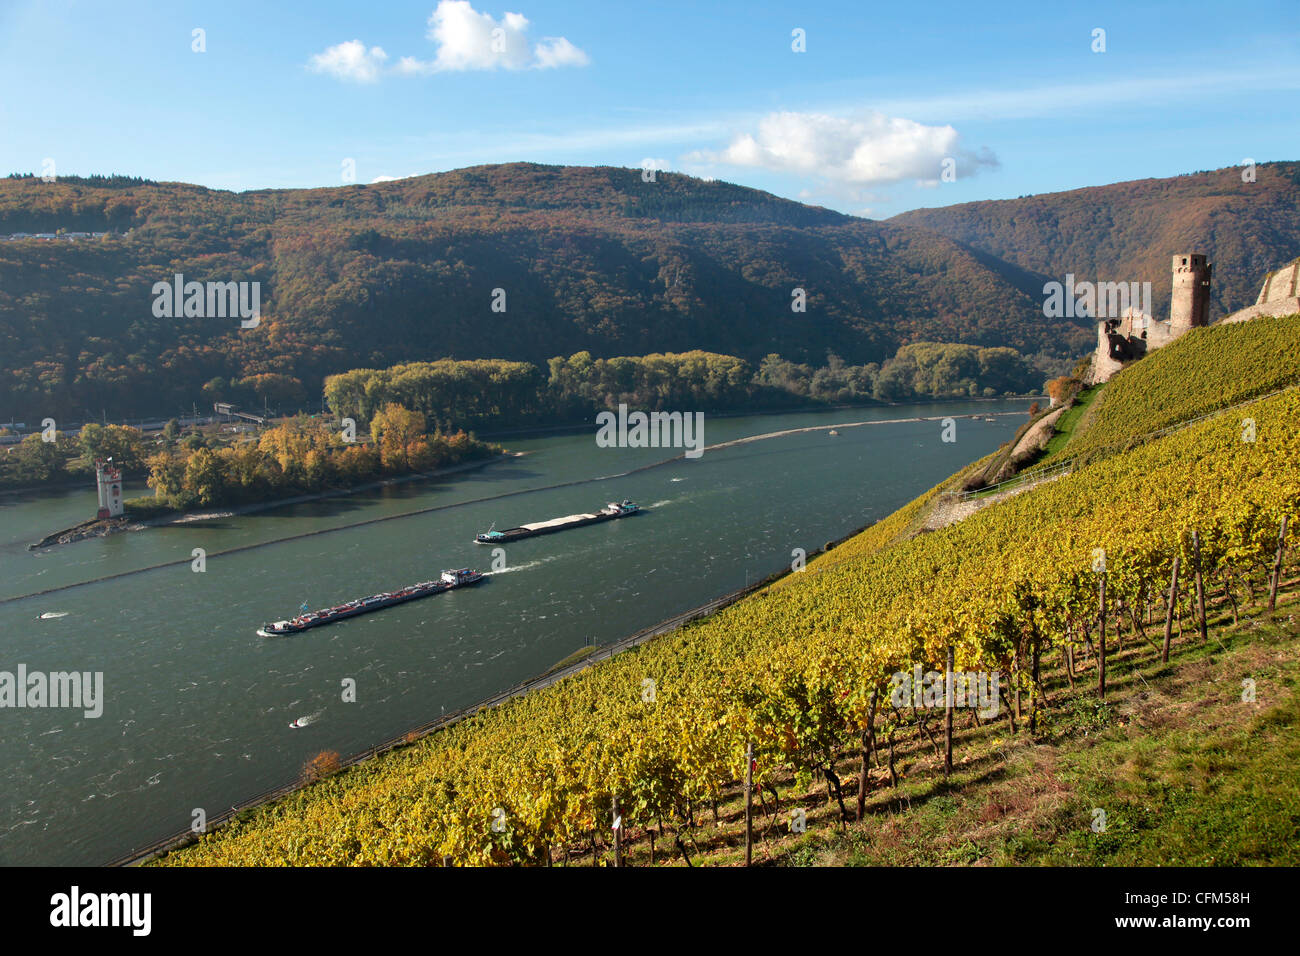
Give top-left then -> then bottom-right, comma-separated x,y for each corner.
95,458 -> 123,519
1169,253 -> 1212,337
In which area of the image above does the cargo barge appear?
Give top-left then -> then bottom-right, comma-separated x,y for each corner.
257,568 -> 484,636
475,500 -> 640,544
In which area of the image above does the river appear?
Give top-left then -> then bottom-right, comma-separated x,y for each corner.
0,399 -> 1030,865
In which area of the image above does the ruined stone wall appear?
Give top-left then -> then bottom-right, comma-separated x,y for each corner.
1089,322 -> 1127,383
1144,318 -> 1176,348
1221,257 -> 1300,324
1220,299 -> 1300,324
1258,259 -> 1300,304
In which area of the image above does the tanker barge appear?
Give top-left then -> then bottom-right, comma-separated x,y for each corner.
257,568 -> 484,636
475,500 -> 640,544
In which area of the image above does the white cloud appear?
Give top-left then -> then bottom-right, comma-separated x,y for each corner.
318,2 -> 590,80
387,66 -> 1295,162
423,2 -> 534,70
395,56 -> 438,77
690,110 -> 997,186
534,36 -> 589,69
640,157 -> 671,172
308,40 -> 389,83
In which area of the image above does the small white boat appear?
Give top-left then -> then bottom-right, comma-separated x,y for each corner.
828,429 -> 839,436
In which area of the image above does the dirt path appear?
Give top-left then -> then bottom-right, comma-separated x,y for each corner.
922,471 -> 1069,532
1008,406 -> 1066,461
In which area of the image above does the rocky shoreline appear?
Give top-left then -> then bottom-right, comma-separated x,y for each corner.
28,516 -> 145,549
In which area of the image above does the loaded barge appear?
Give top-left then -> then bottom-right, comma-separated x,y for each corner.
257,568 -> 484,636
475,500 -> 640,545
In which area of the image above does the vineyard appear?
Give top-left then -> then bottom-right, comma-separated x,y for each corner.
155,321 -> 1300,867
1041,312 -> 1300,465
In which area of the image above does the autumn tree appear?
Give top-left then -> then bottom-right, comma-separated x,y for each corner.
78,423 -> 145,470
182,447 -> 226,507
4,433 -> 77,483
1047,376 -> 1082,407
145,452 -> 190,508
370,403 -> 427,472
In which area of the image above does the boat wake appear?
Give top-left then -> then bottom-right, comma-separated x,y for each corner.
485,561 -> 539,576
699,412 -> 1022,454
484,554 -> 564,576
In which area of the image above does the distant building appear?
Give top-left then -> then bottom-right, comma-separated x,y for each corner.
5,230 -> 115,242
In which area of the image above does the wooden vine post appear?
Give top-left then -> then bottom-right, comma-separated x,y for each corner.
1098,569 -> 1107,700
1270,516 -> 1289,612
944,645 -> 954,776
1192,530 -> 1208,643
857,689 -> 878,822
1162,554 -> 1181,663
743,741 -> 754,867
612,793 -> 621,868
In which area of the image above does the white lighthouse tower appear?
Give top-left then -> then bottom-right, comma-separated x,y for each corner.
95,458 -> 123,518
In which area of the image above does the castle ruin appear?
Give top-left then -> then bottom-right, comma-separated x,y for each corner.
1089,254 -> 1212,384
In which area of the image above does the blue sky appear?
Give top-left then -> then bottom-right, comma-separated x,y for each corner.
2,0 -> 1297,218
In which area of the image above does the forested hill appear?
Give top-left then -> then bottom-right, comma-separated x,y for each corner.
891,161 -> 1300,321
0,163 -> 1088,421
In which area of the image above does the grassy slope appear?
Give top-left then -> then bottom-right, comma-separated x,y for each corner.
1040,382 -> 1103,459
631,590 -> 1300,867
